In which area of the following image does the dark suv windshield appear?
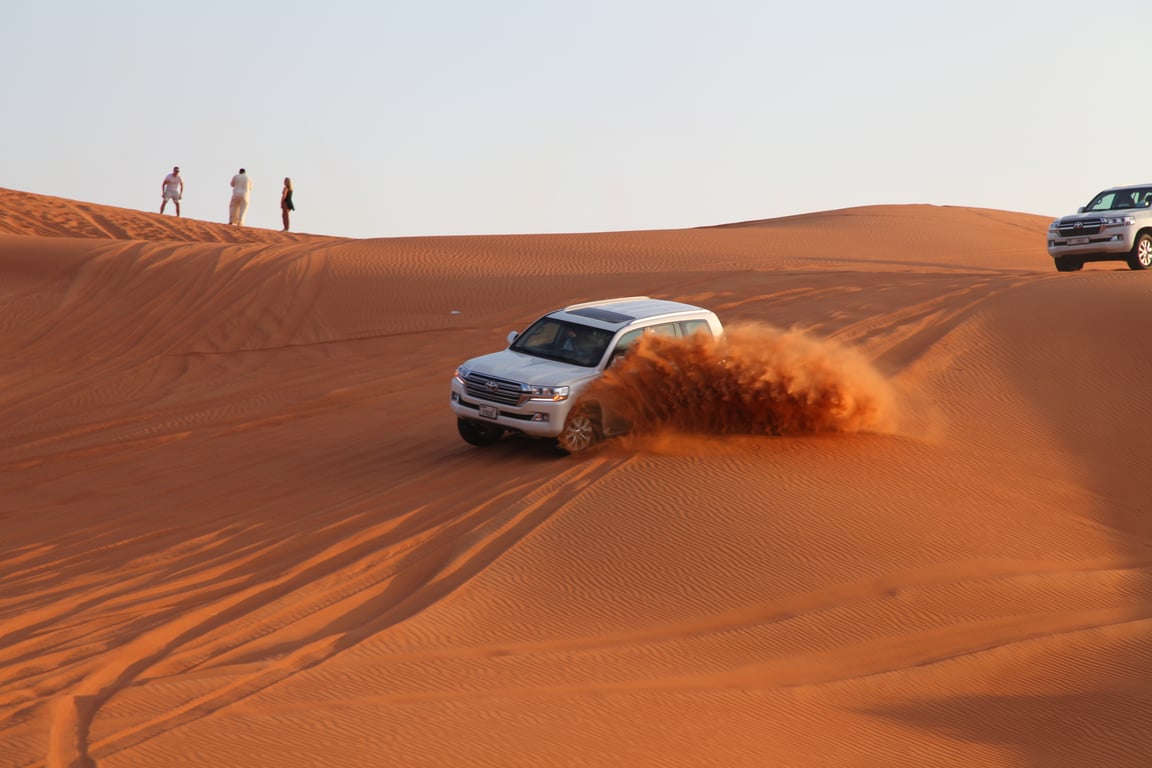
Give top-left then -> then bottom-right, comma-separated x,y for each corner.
510,318 -> 613,367
1085,188 -> 1152,211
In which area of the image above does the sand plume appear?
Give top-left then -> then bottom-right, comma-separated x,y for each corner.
588,322 -> 897,439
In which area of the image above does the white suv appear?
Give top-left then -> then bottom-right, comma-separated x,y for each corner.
1047,184 -> 1152,272
450,297 -> 724,453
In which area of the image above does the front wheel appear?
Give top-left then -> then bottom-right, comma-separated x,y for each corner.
1127,233 -> 1152,270
555,403 -> 603,455
1055,257 -> 1083,272
457,418 -> 504,447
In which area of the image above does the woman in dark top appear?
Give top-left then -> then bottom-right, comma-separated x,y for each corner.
280,177 -> 295,231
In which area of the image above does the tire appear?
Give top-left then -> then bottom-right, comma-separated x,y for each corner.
555,402 -> 603,455
1055,257 -> 1083,272
457,418 -> 504,447
1127,233 -> 1152,270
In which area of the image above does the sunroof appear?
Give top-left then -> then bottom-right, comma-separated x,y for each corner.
568,307 -> 635,324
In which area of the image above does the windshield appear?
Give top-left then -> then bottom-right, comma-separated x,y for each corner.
1084,188 -> 1152,211
510,318 -> 614,367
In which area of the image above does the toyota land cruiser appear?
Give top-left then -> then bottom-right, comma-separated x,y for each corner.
1047,184 -> 1152,272
450,297 -> 724,453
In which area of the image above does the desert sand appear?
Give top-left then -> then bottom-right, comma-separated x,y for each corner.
2,187 -> 1150,768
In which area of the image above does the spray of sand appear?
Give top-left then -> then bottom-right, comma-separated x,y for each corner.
586,322 -> 897,438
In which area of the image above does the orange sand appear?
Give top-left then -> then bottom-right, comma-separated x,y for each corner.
2,188 -> 1150,767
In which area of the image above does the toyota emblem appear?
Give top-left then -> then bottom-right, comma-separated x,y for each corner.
486,381 -> 499,392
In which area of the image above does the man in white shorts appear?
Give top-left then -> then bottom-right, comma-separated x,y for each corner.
160,166 -> 183,216
229,168 -> 252,225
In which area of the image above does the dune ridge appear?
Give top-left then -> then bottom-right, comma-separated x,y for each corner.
0,186 -> 326,244
2,187 -> 1151,767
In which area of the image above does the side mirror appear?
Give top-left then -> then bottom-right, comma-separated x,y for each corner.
506,330 -> 519,345
1077,207 -> 1086,213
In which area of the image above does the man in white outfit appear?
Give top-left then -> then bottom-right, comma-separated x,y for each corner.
160,166 -> 183,216
229,168 -> 252,225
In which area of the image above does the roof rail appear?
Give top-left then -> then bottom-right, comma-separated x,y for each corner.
563,296 -> 650,311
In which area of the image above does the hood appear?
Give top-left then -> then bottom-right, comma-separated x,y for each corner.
461,349 -> 601,386
1058,208 -> 1144,223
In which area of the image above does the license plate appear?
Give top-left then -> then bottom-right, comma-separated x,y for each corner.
478,405 -> 499,420
1067,237 -> 1089,245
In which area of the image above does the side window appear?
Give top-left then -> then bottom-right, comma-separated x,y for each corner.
647,322 -> 678,338
614,329 -> 644,354
679,319 -> 712,337
610,322 -> 678,363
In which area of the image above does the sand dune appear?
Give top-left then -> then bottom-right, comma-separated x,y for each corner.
0,187 -> 320,244
2,188 -> 1150,768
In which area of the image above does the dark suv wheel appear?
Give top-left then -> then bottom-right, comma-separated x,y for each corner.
1128,233 -> 1152,270
1055,257 -> 1083,272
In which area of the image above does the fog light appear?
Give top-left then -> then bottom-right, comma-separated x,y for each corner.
530,413 -> 550,423
451,392 -> 460,403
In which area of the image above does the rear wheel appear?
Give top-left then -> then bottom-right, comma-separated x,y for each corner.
1127,233 -> 1152,270
556,403 -> 603,455
1055,257 -> 1083,272
457,418 -> 504,447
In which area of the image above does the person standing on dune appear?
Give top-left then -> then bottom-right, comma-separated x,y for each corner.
160,166 -> 183,216
229,168 -> 252,225
280,177 -> 294,231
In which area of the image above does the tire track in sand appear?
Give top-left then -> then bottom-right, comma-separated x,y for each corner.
35,457 -> 622,768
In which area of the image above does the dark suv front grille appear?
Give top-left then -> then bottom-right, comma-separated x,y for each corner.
1057,218 -> 1103,237
463,372 -> 524,406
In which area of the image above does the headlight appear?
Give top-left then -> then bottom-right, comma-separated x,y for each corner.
1048,220 -> 1060,232
454,365 -> 470,383
1101,216 -> 1135,226
525,384 -> 570,401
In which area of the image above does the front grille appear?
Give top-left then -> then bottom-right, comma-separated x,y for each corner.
1057,218 -> 1103,237
463,372 -> 524,406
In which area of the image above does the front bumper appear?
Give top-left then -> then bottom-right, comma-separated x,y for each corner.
449,382 -> 570,439
1048,228 -> 1134,259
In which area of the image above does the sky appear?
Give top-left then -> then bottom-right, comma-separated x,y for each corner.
3,0 -> 1151,239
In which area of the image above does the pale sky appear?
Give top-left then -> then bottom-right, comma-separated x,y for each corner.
3,0 -> 1149,238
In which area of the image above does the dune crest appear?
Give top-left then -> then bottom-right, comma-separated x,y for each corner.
0,186 -> 330,244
